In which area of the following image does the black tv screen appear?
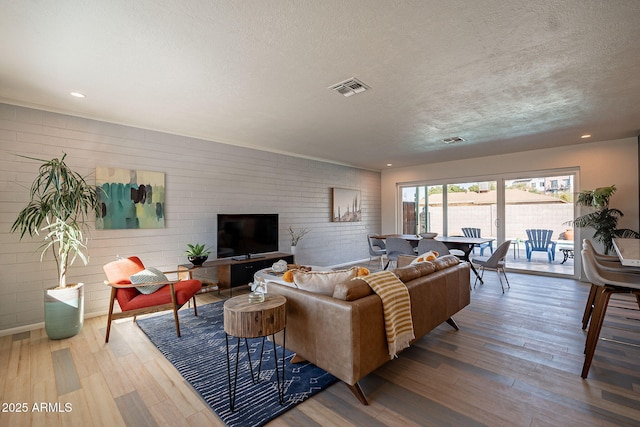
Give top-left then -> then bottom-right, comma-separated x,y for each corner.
217,214 -> 279,258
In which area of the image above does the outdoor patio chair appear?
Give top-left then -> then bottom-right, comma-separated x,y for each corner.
525,229 -> 556,262
462,227 -> 493,255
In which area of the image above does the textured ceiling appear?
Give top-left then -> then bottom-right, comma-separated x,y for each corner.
1,1 -> 639,170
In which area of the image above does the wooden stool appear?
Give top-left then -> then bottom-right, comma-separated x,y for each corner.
223,294 -> 287,411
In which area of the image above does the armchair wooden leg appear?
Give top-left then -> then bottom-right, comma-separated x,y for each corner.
192,296 -> 198,317
347,382 -> 369,405
105,287 -> 117,343
169,283 -> 181,337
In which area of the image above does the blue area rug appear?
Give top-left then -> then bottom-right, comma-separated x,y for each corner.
137,300 -> 338,427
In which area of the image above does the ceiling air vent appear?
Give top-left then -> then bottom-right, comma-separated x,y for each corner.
442,136 -> 465,144
329,78 -> 370,97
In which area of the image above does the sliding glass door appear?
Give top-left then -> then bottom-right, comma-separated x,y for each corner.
399,170 -> 577,277
401,185 -> 443,235
445,181 -> 497,240
504,173 -> 575,275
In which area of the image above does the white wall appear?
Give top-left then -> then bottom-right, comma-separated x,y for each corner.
0,103 -> 381,333
382,137 -> 639,256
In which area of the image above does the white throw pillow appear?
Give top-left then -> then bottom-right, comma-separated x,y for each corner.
293,267 -> 359,296
130,267 -> 167,294
410,251 -> 439,264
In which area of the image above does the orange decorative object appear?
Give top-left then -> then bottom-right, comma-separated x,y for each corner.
357,267 -> 370,277
283,270 -> 294,282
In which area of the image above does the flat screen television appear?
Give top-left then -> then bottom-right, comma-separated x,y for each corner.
217,214 -> 279,258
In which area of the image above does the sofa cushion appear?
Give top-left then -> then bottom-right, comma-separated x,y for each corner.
393,261 -> 437,282
432,254 -> 461,270
129,267 -> 167,294
332,278 -> 374,301
293,267 -> 359,296
118,279 -> 202,311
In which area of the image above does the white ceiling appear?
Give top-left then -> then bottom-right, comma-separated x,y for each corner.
1,1 -> 639,171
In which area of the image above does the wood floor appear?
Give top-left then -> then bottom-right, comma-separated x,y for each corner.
1,270 -> 639,426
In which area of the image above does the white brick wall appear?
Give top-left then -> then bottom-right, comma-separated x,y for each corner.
0,103 -> 381,333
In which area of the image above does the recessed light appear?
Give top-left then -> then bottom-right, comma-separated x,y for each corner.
386,163 -> 393,167
70,91 -> 85,98
581,134 -> 591,139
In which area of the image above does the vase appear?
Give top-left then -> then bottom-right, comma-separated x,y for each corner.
290,246 -> 296,255
188,255 -> 208,266
44,283 -> 84,340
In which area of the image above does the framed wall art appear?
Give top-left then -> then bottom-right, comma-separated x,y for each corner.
332,187 -> 362,222
96,167 -> 165,229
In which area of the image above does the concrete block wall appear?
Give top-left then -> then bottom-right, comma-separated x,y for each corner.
0,103 -> 381,333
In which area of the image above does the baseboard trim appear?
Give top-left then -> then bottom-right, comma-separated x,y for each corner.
0,309 -> 110,338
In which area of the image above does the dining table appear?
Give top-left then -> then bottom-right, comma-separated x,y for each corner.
372,234 -> 495,284
612,238 -> 640,267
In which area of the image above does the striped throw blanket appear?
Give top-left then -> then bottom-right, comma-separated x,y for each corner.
359,271 -> 415,359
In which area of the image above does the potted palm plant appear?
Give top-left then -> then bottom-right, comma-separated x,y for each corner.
11,153 -> 101,339
572,185 -> 639,254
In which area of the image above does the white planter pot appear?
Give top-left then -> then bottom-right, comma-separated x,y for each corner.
44,283 -> 84,340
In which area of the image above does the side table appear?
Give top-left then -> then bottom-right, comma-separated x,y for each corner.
223,294 -> 287,411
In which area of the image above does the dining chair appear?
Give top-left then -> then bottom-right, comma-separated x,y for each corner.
385,237 -> 416,269
525,229 -> 556,262
462,227 -> 493,256
417,238 -> 450,256
367,234 -> 387,270
580,246 -> 640,378
470,240 -> 512,292
580,239 -> 640,329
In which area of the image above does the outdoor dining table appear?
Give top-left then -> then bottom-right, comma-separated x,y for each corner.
372,234 -> 494,284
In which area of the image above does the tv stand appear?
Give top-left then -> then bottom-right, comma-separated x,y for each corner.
178,252 -> 293,290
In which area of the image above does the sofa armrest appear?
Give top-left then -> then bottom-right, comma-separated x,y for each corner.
267,282 -> 389,386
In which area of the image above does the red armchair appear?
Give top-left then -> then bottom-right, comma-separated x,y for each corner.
103,256 -> 202,343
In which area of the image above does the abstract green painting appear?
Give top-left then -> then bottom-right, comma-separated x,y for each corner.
96,167 -> 165,229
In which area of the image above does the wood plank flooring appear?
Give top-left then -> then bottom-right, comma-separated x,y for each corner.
1,270 -> 639,426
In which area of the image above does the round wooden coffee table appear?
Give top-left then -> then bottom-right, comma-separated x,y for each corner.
223,294 -> 287,411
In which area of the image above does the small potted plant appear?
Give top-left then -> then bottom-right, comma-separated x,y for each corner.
11,153 -> 101,339
185,243 -> 212,266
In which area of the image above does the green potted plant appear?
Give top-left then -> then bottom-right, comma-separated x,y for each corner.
11,153 -> 101,339
572,185 -> 639,254
185,243 -> 211,266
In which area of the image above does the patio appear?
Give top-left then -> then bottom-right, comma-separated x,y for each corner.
496,239 -> 574,276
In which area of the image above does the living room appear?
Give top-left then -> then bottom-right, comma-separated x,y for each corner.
1,1 -> 640,426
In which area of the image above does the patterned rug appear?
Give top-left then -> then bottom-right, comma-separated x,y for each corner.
137,301 -> 338,427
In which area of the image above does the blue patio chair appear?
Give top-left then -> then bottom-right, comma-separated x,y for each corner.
462,227 -> 493,256
525,229 -> 556,262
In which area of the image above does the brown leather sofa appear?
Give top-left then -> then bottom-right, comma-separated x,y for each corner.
268,254 -> 471,404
